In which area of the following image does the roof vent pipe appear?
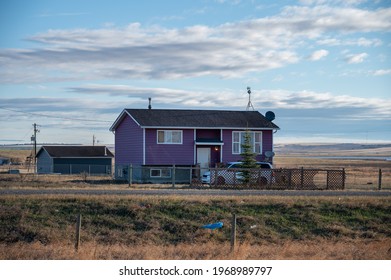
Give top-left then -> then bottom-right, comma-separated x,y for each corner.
148,97 -> 152,110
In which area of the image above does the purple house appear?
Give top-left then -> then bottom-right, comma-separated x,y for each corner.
110,108 -> 279,181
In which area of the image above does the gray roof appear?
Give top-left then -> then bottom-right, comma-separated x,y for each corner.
37,146 -> 114,158
111,109 -> 279,130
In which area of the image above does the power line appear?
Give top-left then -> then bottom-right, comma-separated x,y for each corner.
0,106 -> 112,123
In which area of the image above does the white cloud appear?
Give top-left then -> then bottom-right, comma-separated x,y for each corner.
300,0 -> 368,6
309,49 -> 329,60
317,36 -> 382,47
280,5 -> 391,33
0,5 -> 390,83
67,84 -> 391,120
372,69 -> 391,76
2,85 -> 390,144
345,52 -> 368,64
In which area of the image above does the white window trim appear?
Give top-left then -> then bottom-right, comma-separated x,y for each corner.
232,131 -> 262,155
157,130 -> 183,144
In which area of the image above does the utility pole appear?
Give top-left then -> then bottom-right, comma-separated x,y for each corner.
93,134 -> 96,146
31,123 -> 39,173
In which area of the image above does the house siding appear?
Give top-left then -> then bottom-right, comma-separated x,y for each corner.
145,129 -> 195,165
115,114 -> 143,165
37,149 -> 53,173
37,153 -> 112,174
53,158 -> 112,165
262,130 -> 273,156
53,158 -> 112,174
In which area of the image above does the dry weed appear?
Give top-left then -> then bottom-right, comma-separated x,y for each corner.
1,239 -> 390,260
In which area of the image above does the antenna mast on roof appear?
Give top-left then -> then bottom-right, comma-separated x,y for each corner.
246,86 -> 255,111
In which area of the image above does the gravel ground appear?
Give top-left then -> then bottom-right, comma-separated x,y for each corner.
0,188 -> 390,197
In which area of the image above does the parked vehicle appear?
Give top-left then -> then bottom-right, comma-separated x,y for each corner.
202,162 -> 273,185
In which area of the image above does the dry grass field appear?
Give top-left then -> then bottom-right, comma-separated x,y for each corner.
0,195 -> 390,260
273,156 -> 391,190
1,239 -> 389,260
0,144 -> 390,260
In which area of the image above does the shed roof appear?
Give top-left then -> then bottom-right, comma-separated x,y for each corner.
37,146 -> 114,158
110,109 -> 279,131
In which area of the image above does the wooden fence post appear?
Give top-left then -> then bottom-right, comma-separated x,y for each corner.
300,167 -> 304,189
326,170 -> 330,189
172,165 -> 176,188
189,165 -> 193,185
128,164 -> 132,188
342,168 -> 346,189
230,213 -> 237,252
378,169 -> 382,190
75,214 -> 81,251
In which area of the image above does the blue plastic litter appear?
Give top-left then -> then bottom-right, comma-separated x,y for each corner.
201,221 -> 223,230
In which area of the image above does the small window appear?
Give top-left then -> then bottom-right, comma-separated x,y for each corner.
150,169 -> 161,177
161,169 -> 171,177
117,168 -> 123,177
150,168 -> 171,178
157,130 -> 183,144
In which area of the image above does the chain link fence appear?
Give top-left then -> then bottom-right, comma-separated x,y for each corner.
115,164 -> 196,185
46,164 -> 112,175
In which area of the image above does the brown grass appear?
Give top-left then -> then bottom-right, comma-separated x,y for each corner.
0,195 -> 390,260
0,149 -> 31,162
273,156 -> 391,189
1,239 -> 390,260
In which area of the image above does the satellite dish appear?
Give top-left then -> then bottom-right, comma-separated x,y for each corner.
265,151 -> 275,158
265,111 -> 275,121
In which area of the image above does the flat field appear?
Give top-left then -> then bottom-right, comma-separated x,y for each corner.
0,144 -> 390,259
0,195 -> 390,260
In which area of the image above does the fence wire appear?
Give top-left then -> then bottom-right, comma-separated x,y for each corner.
1,163 -> 390,190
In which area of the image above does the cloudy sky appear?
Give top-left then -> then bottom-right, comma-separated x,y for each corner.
1,0 -> 390,145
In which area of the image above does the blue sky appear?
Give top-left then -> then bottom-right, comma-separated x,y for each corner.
0,0 -> 390,145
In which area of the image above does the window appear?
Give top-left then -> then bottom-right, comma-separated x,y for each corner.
117,168 -> 124,178
157,130 -> 183,144
254,132 -> 262,154
232,131 -> 262,154
232,132 -> 240,154
150,168 -> 171,178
